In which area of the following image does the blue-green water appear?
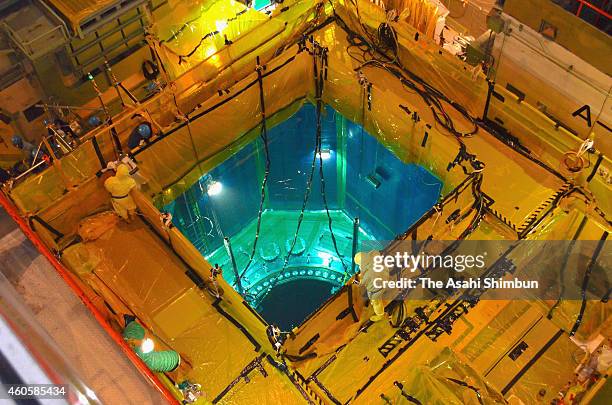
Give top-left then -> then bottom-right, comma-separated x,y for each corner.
253,0 -> 272,10
165,104 -> 442,329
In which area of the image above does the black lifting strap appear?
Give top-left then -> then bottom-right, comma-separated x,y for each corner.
29,215 -> 64,241
91,136 -> 106,170
570,231 -> 608,336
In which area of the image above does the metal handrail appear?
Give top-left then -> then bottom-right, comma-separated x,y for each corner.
575,0 -> 612,21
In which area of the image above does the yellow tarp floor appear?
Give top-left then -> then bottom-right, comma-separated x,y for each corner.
72,219 -> 306,404
279,212 -> 607,404
299,296 -> 579,404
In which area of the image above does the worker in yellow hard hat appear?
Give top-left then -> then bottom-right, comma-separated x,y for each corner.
104,164 -> 137,221
355,250 -> 388,322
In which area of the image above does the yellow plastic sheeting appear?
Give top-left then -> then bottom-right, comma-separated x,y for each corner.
336,0 -> 488,117
388,366 -> 473,404
465,215 -> 519,241
77,211 -> 119,241
62,242 -> 104,276
215,362 -> 308,405
133,191 -> 274,348
283,281 -> 366,360
462,138 -> 565,229
349,302 -> 575,404
518,242 -> 610,301
76,221 -> 255,397
59,141 -> 106,184
8,86 -> 184,214
503,0 -> 610,76
57,191 -> 307,402
9,166 -> 65,214
46,0 -> 117,31
155,0 -> 326,114
316,26 -> 464,190
526,207 -> 612,341
488,85 -> 611,164
155,1 -> 269,71
152,297 -> 265,398
132,190 -> 216,288
485,317 -> 577,404
530,205 -> 610,242
87,222 -> 195,314
392,0 -> 442,39
486,85 -> 612,217
312,316 -> 418,403
30,177 -> 111,249
403,174 -> 484,239
503,335 -> 581,404
387,348 -> 506,404
136,50 -> 313,200
9,133 -> 122,215
152,0 -> 323,82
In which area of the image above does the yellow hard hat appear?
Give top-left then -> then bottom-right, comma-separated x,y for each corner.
116,164 -> 130,177
354,252 -> 364,266
355,251 -> 379,266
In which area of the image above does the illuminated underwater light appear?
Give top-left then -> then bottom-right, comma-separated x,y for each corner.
317,252 -> 332,266
207,181 -> 223,196
317,149 -> 332,160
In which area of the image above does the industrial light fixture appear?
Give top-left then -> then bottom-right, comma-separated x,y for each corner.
318,252 -> 332,266
365,173 -> 382,189
141,338 -> 155,353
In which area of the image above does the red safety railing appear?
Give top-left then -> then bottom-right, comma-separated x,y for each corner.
0,192 -> 180,405
575,0 -> 611,20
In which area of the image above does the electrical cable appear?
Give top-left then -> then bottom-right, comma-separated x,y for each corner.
360,59 -> 478,137
446,378 -> 484,405
162,9 -> 248,44
336,12 -> 478,138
